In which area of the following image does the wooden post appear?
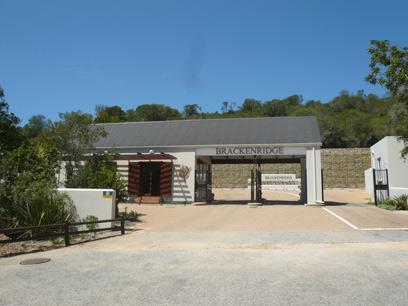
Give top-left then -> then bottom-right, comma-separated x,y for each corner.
64,221 -> 70,246
120,216 -> 125,235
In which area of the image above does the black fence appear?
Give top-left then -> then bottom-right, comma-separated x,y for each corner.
373,169 -> 389,205
0,217 -> 125,246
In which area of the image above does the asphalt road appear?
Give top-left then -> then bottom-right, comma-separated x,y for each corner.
1,229 -> 408,306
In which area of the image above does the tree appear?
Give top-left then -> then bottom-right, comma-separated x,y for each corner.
94,105 -> 127,123
321,126 -> 347,148
221,101 -> 236,113
0,86 -> 22,152
39,111 -> 106,182
183,104 -> 201,118
65,152 -> 127,217
23,114 -> 49,139
263,100 -> 288,117
282,95 -> 303,106
366,40 -> 408,156
240,98 -> 261,113
0,141 -> 62,229
129,104 -> 181,121
366,40 -> 408,99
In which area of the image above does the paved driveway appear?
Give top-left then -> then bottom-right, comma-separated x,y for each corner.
126,204 -> 349,231
2,203 -> 408,306
121,203 -> 408,232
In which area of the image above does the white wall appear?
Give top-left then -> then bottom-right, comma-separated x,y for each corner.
386,137 -> 408,188
390,187 -> 408,198
370,137 -> 389,169
58,188 -> 116,221
306,147 -> 323,204
365,136 -> 408,200
369,136 -> 408,189
364,168 -> 374,201
171,151 -> 196,203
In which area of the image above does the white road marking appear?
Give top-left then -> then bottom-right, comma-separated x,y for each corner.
360,228 -> 408,231
323,207 -> 359,230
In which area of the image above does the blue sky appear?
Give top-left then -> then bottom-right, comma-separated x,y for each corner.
1,0 -> 407,123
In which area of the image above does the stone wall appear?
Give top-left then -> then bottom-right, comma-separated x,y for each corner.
211,148 -> 371,189
212,164 -> 301,188
321,148 -> 371,188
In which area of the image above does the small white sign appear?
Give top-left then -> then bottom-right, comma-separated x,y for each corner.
248,173 -> 301,190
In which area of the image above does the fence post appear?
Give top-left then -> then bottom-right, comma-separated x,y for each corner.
120,216 -> 125,235
64,221 -> 70,246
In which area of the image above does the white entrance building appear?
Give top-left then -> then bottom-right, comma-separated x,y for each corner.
93,116 -> 324,205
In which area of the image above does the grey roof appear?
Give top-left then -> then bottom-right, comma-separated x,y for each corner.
94,116 -> 322,148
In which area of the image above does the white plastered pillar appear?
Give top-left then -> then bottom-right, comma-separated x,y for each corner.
306,147 -> 324,205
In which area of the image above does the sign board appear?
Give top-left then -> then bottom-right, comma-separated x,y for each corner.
248,173 -> 301,191
196,146 -> 306,156
103,191 -> 113,199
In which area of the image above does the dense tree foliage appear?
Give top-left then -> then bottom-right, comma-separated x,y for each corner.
366,40 -> 408,157
0,89 -> 121,228
183,104 -> 201,118
65,152 -> 127,217
84,92 -> 395,148
127,104 -> 182,121
0,87 -> 22,152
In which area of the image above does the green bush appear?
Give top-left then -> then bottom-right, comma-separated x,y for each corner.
394,195 -> 408,210
120,210 -> 139,222
65,152 -> 127,217
9,180 -> 77,238
83,215 -> 99,231
378,195 -> 408,210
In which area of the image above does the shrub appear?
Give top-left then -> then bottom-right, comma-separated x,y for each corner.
65,152 -> 127,217
378,195 -> 408,210
394,195 -> 408,210
83,215 -> 98,238
8,180 -> 77,238
83,215 -> 99,231
120,210 -> 139,222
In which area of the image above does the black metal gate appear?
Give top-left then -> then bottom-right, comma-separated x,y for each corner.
195,163 -> 212,202
250,165 -> 262,203
373,169 -> 389,205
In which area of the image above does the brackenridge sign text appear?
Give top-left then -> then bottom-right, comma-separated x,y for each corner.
215,147 -> 284,155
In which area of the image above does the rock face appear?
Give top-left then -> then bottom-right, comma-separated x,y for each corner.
212,148 -> 371,189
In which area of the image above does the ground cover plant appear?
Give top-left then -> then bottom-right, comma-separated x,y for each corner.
378,195 -> 408,210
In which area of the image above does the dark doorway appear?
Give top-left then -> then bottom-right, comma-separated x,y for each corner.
140,162 -> 161,196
